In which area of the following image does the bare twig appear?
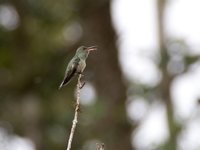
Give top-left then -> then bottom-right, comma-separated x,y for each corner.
66,74 -> 82,150
96,143 -> 105,150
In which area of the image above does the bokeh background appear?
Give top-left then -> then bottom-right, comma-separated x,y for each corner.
0,0 -> 200,150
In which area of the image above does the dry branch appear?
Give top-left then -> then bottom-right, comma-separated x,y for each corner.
96,143 -> 105,150
66,74 -> 82,150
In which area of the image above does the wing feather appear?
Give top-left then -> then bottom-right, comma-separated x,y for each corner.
59,57 -> 80,89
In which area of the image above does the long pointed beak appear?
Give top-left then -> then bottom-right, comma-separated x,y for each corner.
86,46 -> 97,52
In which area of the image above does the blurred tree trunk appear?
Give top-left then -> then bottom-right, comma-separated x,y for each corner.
79,1 -> 134,150
156,0 -> 178,149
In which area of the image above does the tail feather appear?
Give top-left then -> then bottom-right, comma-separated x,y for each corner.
59,64 -> 77,90
58,82 -> 64,90
58,79 -> 70,90
58,71 -> 76,89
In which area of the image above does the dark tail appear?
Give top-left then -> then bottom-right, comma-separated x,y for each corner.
58,69 -> 76,90
58,82 -> 64,90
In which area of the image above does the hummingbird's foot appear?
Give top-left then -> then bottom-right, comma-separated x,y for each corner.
77,72 -> 84,77
79,81 -> 85,89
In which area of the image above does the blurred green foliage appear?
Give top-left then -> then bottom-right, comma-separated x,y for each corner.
0,0 -> 86,150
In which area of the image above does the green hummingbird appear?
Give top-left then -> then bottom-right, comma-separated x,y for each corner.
59,46 -> 97,89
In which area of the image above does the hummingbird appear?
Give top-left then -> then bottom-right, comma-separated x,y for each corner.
59,46 -> 97,89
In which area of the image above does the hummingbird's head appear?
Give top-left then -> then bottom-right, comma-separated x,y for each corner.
76,46 -> 97,59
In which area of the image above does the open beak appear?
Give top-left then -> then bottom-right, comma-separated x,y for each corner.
86,46 -> 97,52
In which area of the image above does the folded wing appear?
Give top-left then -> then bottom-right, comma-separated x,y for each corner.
59,57 -> 80,89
